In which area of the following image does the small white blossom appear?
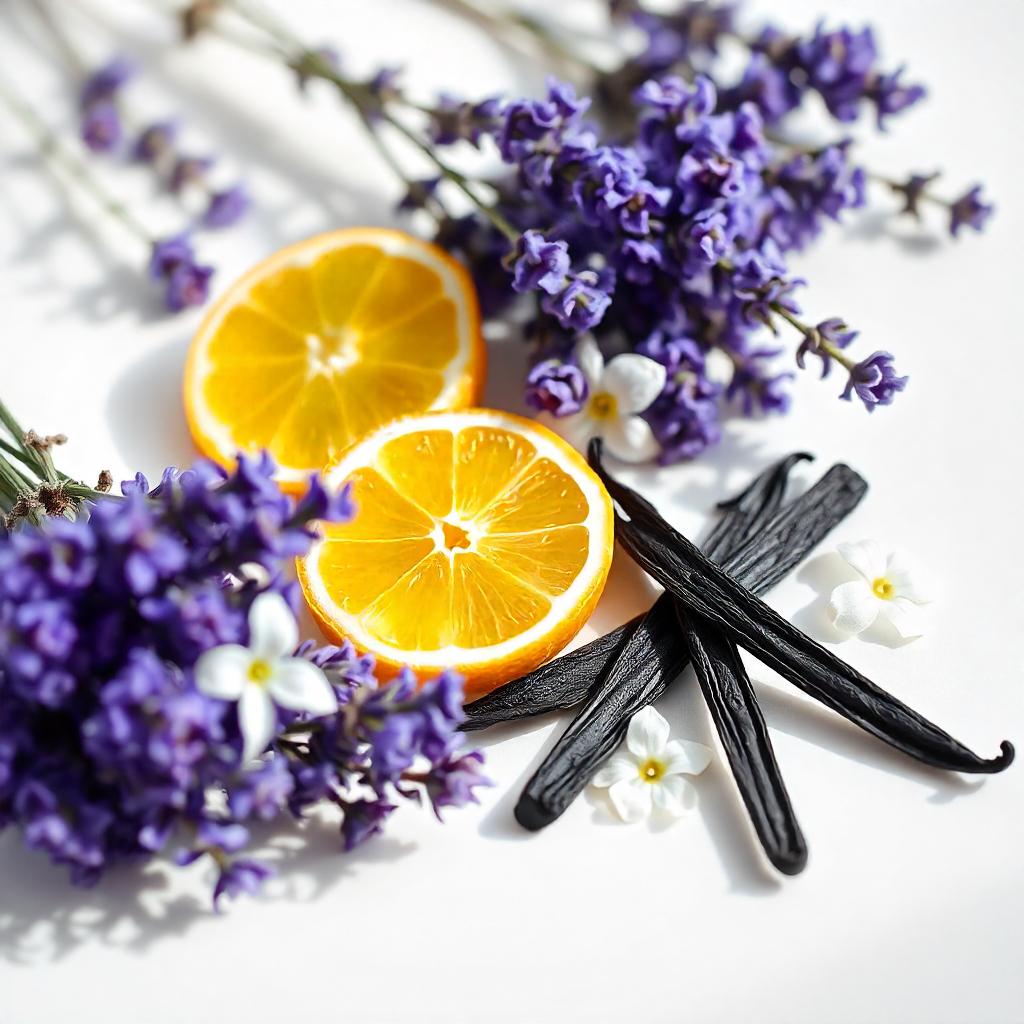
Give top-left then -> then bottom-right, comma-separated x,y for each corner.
195,592 -> 338,762
828,540 -> 929,639
591,705 -> 712,822
555,336 -> 666,463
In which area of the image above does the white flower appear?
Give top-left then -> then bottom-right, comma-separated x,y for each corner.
827,540 -> 930,638
195,592 -> 338,762
555,336 -> 667,463
591,706 -> 712,822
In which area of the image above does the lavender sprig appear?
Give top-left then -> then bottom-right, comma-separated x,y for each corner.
0,414 -> 488,906
0,71 -> 215,313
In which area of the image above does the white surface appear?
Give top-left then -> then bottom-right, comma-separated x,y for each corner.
2,2 -> 1023,1022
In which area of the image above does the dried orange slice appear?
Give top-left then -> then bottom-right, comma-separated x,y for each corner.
184,228 -> 485,490
298,410 -> 614,698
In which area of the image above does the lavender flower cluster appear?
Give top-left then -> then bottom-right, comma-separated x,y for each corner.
76,57 -> 250,312
0,455 -> 488,906
420,2 -> 990,463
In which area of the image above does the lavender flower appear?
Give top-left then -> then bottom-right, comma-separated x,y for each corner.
149,234 -> 214,312
511,231 -> 570,294
841,351 -> 908,410
525,358 -> 589,417
0,453 -> 487,904
133,121 -> 178,163
202,185 -> 251,229
949,185 -> 994,237
79,57 -> 135,110
80,102 -> 123,153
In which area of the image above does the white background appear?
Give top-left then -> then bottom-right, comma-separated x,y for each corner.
1,1 -> 1022,1022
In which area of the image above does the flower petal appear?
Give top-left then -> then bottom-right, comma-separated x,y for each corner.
601,353 -> 667,414
268,658 -> 338,716
626,705 -> 670,759
885,551 -> 929,603
194,645 -> 250,700
608,777 -> 653,822
238,684 -> 277,763
882,597 -> 926,638
650,774 -> 694,817
555,410 -> 599,454
602,414 -> 660,463
573,335 -> 605,390
828,579 -> 880,635
248,591 -> 298,660
592,753 -> 639,788
837,540 -> 887,583
663,739 -> 713,777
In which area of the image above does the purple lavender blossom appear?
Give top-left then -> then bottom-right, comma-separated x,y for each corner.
213,859 -> 274,909
0,454 -> 487,902
841,351 -> 908,410
79,57 -> 136,109
340,798 -> 395,851
133,121 -> 178,163
202,185 -> 251,229
796,318 -> 858,378
424,748 -> 490,819
542,272 -> 614,332
148,234 -> 214,312
80,102 -> 123,153
511,231 -> 570,295
949,185 -> 994,236
169,156 -> 215,194
525,358 -> 589,417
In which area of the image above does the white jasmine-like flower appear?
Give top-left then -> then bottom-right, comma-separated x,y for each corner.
591,705 -> 712,822
556,336 -> 667,463
195,592 -> 338,762
828,540 -> 929,638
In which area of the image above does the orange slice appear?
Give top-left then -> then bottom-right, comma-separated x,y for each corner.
184,228 -> 485,490
298,410 -> 615,698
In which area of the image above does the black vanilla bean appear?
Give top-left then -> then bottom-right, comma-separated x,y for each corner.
515,460 -> 869,830
463,453 -> 809,732
684,610 -> 807,874
590,440 -> 1015,775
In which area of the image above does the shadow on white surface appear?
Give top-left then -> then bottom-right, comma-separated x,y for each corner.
753,684 -> 987,805
104,333 -> 196,477
843,208 -> 946,255
0,814 -> 414,967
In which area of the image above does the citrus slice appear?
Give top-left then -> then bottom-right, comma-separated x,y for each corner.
298,409 -> 615,697
184,228 -> 485,490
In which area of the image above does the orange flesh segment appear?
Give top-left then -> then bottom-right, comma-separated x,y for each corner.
376,430 -> 454,518
191,232 -> 480,484
312,424 -> 599,653
476,525 -> 590,597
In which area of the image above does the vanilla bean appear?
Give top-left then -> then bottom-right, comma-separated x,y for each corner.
514,460 -> 867,830
684,611 -> 807,874
463,452 -> 808,732
590,440 -> 1015,775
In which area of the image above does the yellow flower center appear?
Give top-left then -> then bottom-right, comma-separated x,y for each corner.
872,577 -> 895,600
248,658 -> 273,685
588,391 -> 618,420
638,758 -> 666,783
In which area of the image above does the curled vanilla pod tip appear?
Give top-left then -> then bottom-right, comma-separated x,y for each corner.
588,439 -> 1015,776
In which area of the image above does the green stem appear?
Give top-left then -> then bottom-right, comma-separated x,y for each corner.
0,397 -> 47,479
772,304 -> 854,371
0,70 -> 153,244
216,0 -> 518,241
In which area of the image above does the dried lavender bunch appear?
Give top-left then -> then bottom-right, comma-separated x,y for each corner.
165,0 -> 990,466
0,403 -> 488,906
